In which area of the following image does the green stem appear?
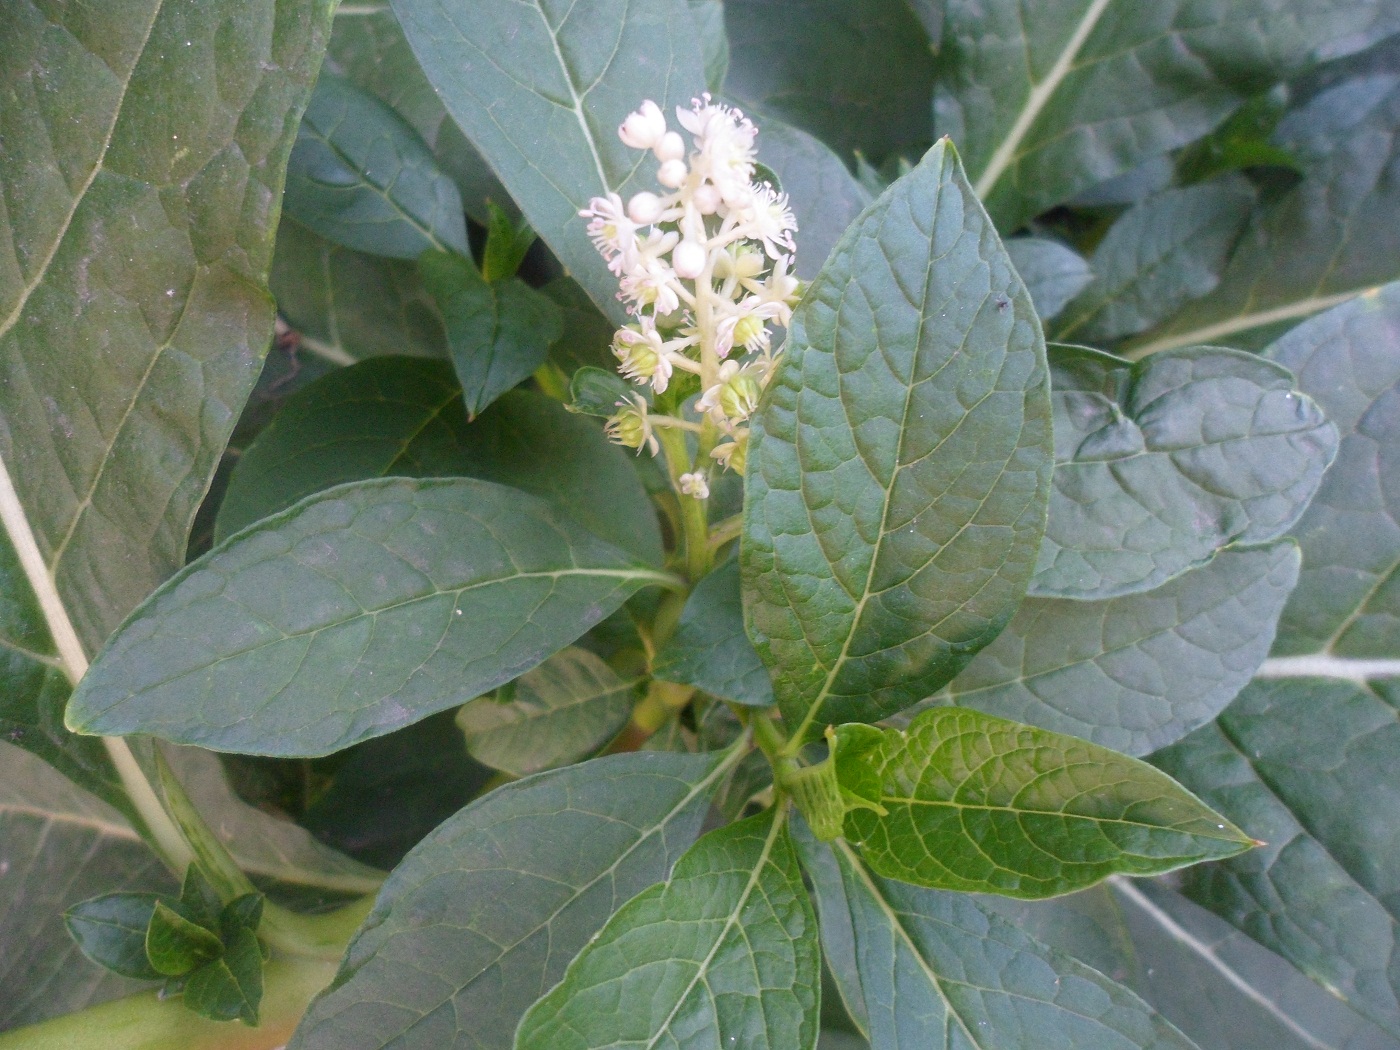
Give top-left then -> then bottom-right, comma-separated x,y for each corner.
746,708 -> 799,784
655,426 -> 713,582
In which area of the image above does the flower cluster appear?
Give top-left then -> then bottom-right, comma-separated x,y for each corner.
581,96 -> 801,485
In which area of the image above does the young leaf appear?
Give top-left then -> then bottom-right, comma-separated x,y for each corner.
939,0 -> 1400,230
481,203 -> 537,283
1004,237 -> 1094,323
67,478 -> 677,757
654,559 -> 776,707
1032,344 -> 1336,600
567,366 -> 639,418
64,894 -> 165,983
145,901 -> 224,977
743,139 -> 1053,741
419,249 -> 564,419
283,72 -> 471,260
515,808 -> 820,1050
938,541 -> 1300,756
181,925 -> 264,1025
289,750 -> 737,1050
389,0 -> 706,321
457,647 -> 637,777
793,825 -> 1200,1050
834,706 -> 1254,899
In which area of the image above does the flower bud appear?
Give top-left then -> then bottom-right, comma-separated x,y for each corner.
618,100 -> 666,149
692,182 -> 721,214
672,239 -> 706,279
613,325 -> 672,392
657,159 -> 688,188
718,370 -> 762,421
732,313 -> 766,351
626,191 -> 664,224
678,471 -> 710,499
605,396 -> 658,455
654,131 -> 685,162
711,435 -> 748,475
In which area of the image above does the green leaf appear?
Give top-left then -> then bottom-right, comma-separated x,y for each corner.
939,0 -> 1400,230
834,706 -> 1254,899
64,893 -> 164,983
654,559 -> 775,707
568,366 -> 638,418
181,924 -> 264,1025
481,202 -> 537,283
725,0 -> 936,164
689,0 -> 730,92
284,72 -> 470,260
938,542 -> 1301,756
457,647 -> 637,777
742,139 -> 1053,741
146,901 -> 225,977
1175,86 -> 1304,185
1153,679 -> 1400,1038
0,0 -> 334,652
289,750 -> 736,1050
389,0 -> 706,321
1032,344 -> 1336,600
270,218 -> 449,364
515,808 -> 820,1050
1004,237 -> 1094,323
546,279 -> 618,377
419,249 -> 564,419
1126,75 -> 1400,356
1,742 -> 174,1029
1054,179 -> 1258,345
793,825 -> 1200,1050
67,477 -> 676,756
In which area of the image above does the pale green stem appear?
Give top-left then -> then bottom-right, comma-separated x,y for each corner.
655,426 -> 712,582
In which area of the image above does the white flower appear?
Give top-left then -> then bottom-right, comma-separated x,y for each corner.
697,360 -> 764,425
619,229 -> 681,314
613,322 -> 674,392
626,191 -> 665,224
738,185 -> 798,260
619,100 -> 667,150
678,95 -> 757,207
678,472 -> 710,499
714,297 -> 785,357
741,255 -> 802,327
672,239 -> 706,280
579,193 -> 637,274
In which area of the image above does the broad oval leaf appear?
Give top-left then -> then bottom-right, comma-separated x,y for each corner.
1032,344 -> 1336,599
654,559 -> 775,707
289,750 -> 734,1050
793,824 -> 1200,1050
457,647 -> 637,777
743,139 -> 1053,741
284,72 -> 470,260
1005,237 -> 1094,323
940,541 -> 1301,756
67,478 -> 676,756
515,808 -> 819,1050
834,706 -> 1254,899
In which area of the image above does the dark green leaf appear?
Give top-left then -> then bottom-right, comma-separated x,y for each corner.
0,0 -> 335,651
419,249 -> 563,419
567,366 -> 637,418
793,824 -> 1199,1050
743,140 -> 1053,741
64,894 -> 164,983
390,0 -> 706,320
290,750 -> 736,1050
284,72 -> 469,259
219,894 -> 265,940
546,279 -> 617,377
68,478 -> 676,756
689,0 -> 730,92
900,0 -> 943,48
1175,87 -> 1303,185
939,542 -> 1300,756
1005,237 -> 1094,322
835,706 -> 1254,899
177,865 -> 223,931
725,0 -> 935,164
1054,179 -> 1257,345
146,901 -> 224,977
270,218 -> 449,364
654,559 -> 775,706
1127,75 -> 1400,356
481,203 -> 537,283
1032,344 -> 1336,600
181,925 -> 263,1025
938,0 -> 1400,230
516,808 -> 820,1050
457,647 -> 636,776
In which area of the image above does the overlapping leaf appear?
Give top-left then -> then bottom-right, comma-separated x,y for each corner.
1005,237 -> 1094,323
743,140 -> 1053,741
654,559 -> 775,707
290,750 -> 733,1050
67,478 -> 675,756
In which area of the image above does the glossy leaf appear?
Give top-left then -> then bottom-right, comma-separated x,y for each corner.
835,706 -> 1254,899
67,478 -> 676,756
938,0 -> 1400,230
419,249 -> 563,419
794,827 -> 1199,1050
1005,237 -> 1094,323
64,893 -> 164,983
654,559 -> 775,707
0,0 -> 334,652
567,366 -> 637,418
1054,179 -> 1257,345
284,72 -> 470,259
390,0 -> 706,320
939,542 -> 1300,756
743,140 -> 1053,741
290,750 -> 735,1050
457,647 -> 636,777
516,808 -> 820,1050
146,901 -> 224,977
182,925 -> 263,1025
1127,75 -> 1400,356
1032,344 -> 1336,600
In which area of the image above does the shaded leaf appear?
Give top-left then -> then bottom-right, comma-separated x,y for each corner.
419,249 -> 563,419
567,366 -> 637,418
64,893 -> 164,982
655,559 -> 775,707
1032,344 -> 1336,599
743,140 -> 1053,741
284,72 -> 470,259
1005,237 -> 1094,323
545,279 -> 617,377
146,900 -> 224,977
68,478 -> 676,756
290,750 -> 736,1050
457,647 -> 636,776
835,706 -> 1254,899
516,808 -> 820,1050
1175,86 -> 1303,185
689,0 -> 730,92
938,542 -> 1300,756
182,924 -> 263,1025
